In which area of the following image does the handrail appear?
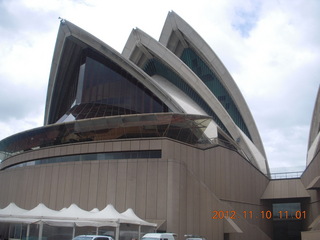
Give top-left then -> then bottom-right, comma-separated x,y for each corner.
270,171 -> 304,179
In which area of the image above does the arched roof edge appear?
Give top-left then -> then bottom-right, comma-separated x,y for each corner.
159,11 -> 266,159
124,27 -> 267,172
308,86 -> 320,149
44,20 -> 183,125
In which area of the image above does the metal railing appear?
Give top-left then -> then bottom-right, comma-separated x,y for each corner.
270,171 -> 304,179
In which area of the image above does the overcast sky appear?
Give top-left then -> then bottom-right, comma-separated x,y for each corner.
0,0 -> 319,172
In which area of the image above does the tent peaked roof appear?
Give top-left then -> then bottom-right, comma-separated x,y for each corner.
91,204 -> 136,224
20,203 -> 58,219
55,203 -> 91,220
0,202 -> 28,217
121,208 -> 157,227
0,203 -> 157,227
90,208 -> 99,213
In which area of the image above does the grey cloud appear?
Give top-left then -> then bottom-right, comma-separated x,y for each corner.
0,76 -> 45,122
0,1 -> 19,30
0,0 -> 58,42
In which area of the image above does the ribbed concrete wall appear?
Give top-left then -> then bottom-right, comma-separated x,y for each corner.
0,138 -> 272,240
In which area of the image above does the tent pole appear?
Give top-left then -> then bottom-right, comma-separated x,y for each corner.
38,222 -> 43,240
26,224 -> 30,240
96,227 -> 99,235
20,224 -> 22,239
115,223 -> 120,240
72,224 -> 76,239
138,225 -> 141,240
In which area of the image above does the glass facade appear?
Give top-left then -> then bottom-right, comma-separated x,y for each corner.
272,203 -> 301,219
48,37 -> 83,124
143,58 -> 231,137
54,46 -> 169,123
272,203 -> 303,240
0,113 -> 212,162
180,48 -> 252,140
78,56 -> 168,116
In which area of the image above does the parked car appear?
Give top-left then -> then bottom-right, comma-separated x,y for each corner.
185,238 -> 206,240
184,235 -> 206,240
72,235 -> 114,240
141,233 -> 176,240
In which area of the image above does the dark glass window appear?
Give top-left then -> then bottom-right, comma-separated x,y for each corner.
5,150 -> 162,170
272,203 -> 301,219
48,37 -> 83,124
272,202 -> 303,240
69,55 -> 169,120
53,47 -> 171,123
180,48 -> 252,140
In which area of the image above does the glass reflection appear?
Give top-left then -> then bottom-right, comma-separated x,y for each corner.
0,113 -> 214,163
180,48 -> 251,140
58,54 -> 169,123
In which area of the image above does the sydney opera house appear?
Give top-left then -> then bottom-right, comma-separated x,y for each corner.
0,11 -> 319,240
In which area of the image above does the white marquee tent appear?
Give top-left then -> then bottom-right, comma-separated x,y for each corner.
0,203 -> 157,240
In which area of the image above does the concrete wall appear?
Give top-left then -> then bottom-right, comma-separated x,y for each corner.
301,150 -> 320,229
301,230 -> 320,240
0,138 -> 272,240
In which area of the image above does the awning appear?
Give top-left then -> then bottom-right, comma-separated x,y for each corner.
0,203 -> 28,217
0,202 -> 156,228
121,208 -> 157,227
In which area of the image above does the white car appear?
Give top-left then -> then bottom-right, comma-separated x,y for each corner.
142,233 -> 176,240
184,235 -> 206,240
72,235 -> 114,240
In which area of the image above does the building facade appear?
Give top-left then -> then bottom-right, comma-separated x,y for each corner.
0,11 -> 319,240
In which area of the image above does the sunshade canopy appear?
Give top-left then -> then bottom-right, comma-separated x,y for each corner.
0,203 -> 156,227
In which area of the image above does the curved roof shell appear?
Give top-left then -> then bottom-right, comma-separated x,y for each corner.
307,86 -> 320,165
37,14 -> 268,174
159,11 -> 266,160
44,20 -> 184,125
122,16 -> 268,174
